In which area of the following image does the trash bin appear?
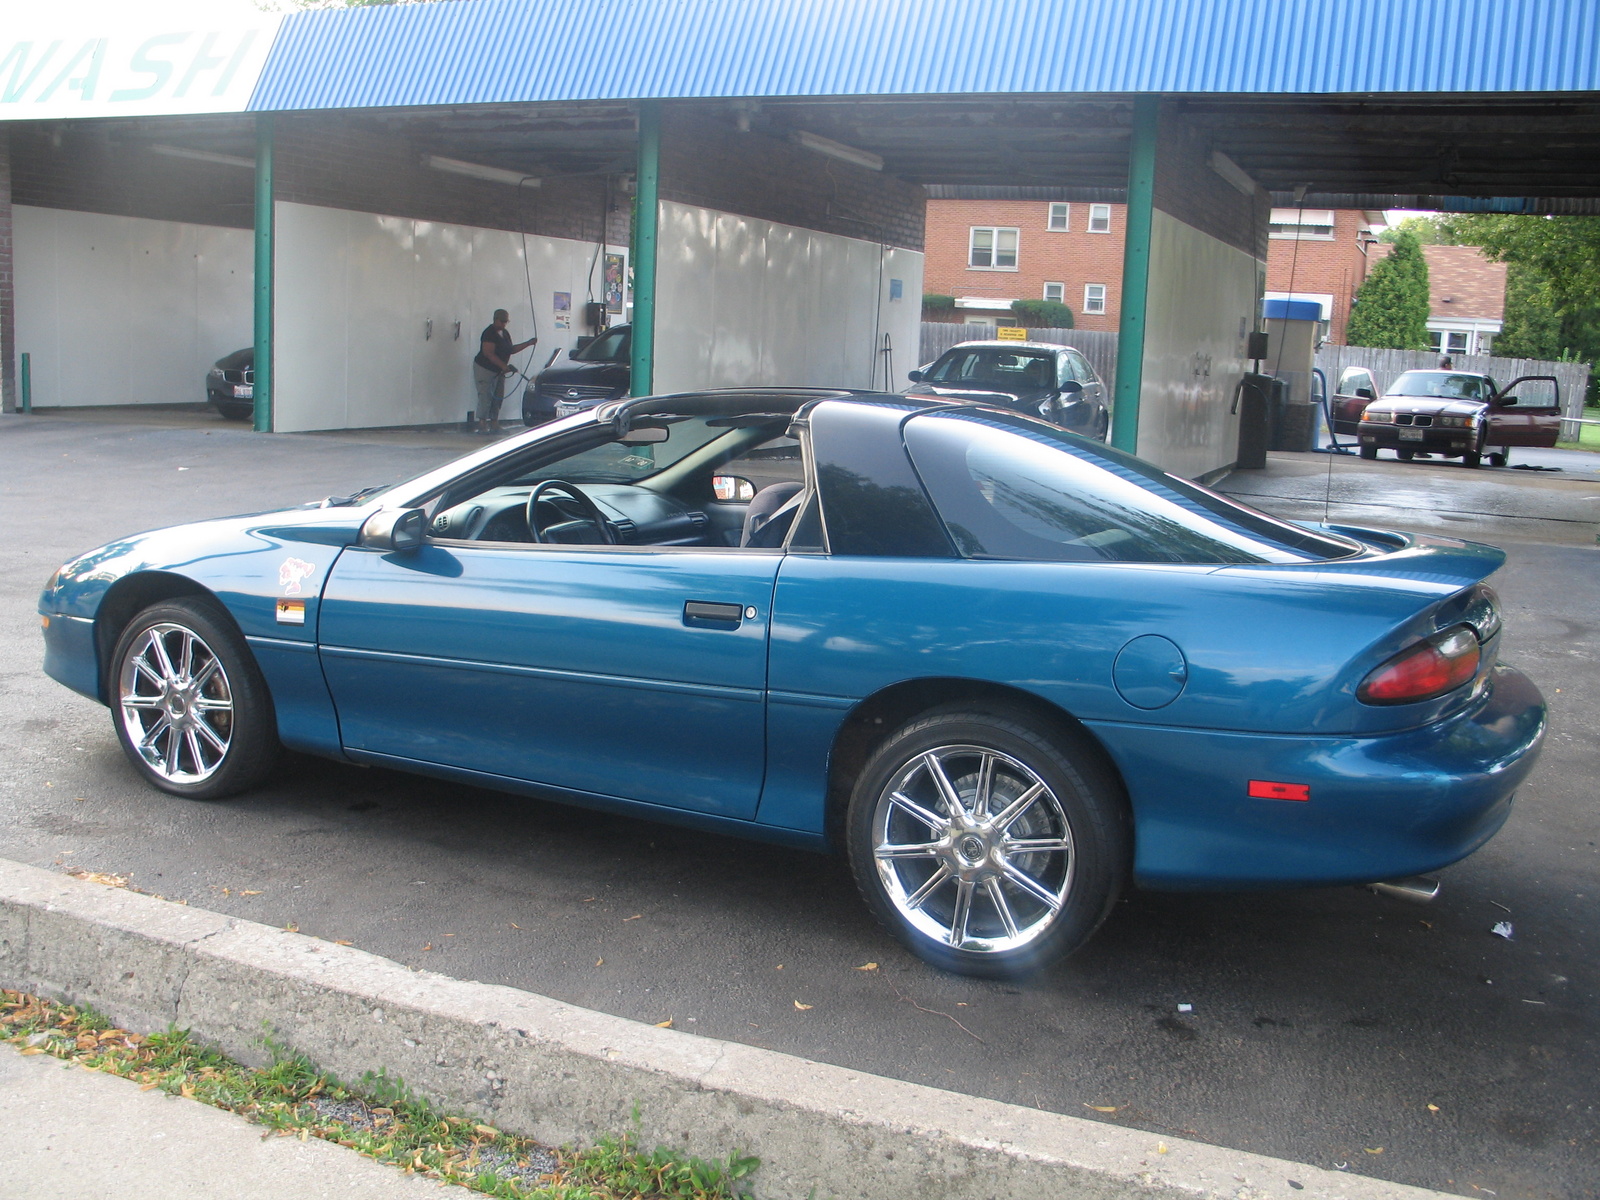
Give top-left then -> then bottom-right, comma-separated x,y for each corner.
1235,373 -> 1277,469
1272,397 -> 1318,452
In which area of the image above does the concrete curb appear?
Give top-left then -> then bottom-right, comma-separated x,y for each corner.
0,858 -> 1450,1200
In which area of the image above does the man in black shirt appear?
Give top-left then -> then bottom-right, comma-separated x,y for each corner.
473,309 -> 536,434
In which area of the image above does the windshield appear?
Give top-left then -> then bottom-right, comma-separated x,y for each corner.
925,348 -> 1056,392
905,410 -> 1361,565
511,416 -> 734,486
1388,371 -> 1492,401
573,326 -> 630,363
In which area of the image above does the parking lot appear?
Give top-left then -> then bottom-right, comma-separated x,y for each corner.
2,407 -> 1597,1200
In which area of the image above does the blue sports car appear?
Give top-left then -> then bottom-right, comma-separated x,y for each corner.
39,390 -> 1546,976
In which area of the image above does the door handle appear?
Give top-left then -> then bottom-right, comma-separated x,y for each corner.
684,600 -> 744,626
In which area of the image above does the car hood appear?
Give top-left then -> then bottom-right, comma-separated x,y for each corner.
536,360 -> 629,389
41,503 -> 377,622
907,383 -> 1046,405
1378,395 -> 1487,418
212,347 -> 253,371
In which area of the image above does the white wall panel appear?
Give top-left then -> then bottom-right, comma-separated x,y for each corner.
273,202 -> 609,433
13,206 -> 250,408
1137,210 -> 1264,480
653,201 -> 925,396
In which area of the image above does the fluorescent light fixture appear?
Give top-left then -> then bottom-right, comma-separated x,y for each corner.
791,131 -> 883,172
1209,150 -> 1258,197
151,144 -> 255,170
425,155 -> 540,187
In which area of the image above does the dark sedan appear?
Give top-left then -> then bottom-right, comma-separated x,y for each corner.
205,348 -> 254,421
522,324 -> 631,425
1358,370 -> 1561,467
905,341 -> 1110,440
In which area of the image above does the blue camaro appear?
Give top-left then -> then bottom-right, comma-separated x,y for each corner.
39,390 -> 1546,976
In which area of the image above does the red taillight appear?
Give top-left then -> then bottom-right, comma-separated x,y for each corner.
1358,625 -> 1480,705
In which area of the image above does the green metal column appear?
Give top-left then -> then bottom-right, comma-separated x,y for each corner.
252,114 -> 274,433
1111,96 -> 1159,454
630,100 -> 660,397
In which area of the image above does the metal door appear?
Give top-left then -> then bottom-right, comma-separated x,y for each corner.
318,542 -> 778,819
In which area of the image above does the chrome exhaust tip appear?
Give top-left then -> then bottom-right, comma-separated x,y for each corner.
1367,875 -> 1441,904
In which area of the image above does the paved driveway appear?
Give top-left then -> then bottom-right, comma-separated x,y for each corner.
3,412 -> 1597,1199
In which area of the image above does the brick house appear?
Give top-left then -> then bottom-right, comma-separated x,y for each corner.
922,197 -> 1128,332
1367,242 -> 1508,357
924,196 -> 1387,344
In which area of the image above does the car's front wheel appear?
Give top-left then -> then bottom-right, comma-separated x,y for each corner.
109,598 -> 279,800
1359,445 -> 1378,460
846,707 -> 1128,977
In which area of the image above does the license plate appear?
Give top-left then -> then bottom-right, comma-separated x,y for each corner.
1399,427 -> 1424,441
234,385 -> 253,399
555,402 -> 580,418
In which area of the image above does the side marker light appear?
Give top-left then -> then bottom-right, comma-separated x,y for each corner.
1249,780 -> 1310,802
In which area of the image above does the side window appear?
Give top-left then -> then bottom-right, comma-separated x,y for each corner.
1069,351 -> 1095,384
1057,354 -> 1077,388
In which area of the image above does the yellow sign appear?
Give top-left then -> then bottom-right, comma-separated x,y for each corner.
996,326 -> 1027,341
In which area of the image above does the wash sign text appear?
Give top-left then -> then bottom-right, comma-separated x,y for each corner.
0,19 -> 282,120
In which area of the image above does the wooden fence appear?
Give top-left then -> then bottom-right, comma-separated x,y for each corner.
918,323 -> 1119,392
1313,344 -> 1592,441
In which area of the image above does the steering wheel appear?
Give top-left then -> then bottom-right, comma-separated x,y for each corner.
525,479 -> 618,545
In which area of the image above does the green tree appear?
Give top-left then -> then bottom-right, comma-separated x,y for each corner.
1378,215 -> 1456,245
1347,228 -> 1431,349
1009,299 -> 1074,328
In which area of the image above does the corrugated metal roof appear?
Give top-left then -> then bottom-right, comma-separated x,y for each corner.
250,0 -> 1600,111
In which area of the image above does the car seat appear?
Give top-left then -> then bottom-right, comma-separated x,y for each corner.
740,482 -> 805,548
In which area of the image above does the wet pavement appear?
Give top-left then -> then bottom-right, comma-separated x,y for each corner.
3,409 -> 1598,1200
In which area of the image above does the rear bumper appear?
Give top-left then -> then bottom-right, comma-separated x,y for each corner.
1089,664 -> 1546,890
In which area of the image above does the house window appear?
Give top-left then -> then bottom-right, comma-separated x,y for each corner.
1047,203 -> 1070,231
1087,204 -> 1112,233
1043,282 -> 1065,303
1268,209 -> 1336,239
1083,283 -> 1108,314
969,227 -> 1019,269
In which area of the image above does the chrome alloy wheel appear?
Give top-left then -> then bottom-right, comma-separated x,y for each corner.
871,744 -> 1074,954
117,623 -> 235,784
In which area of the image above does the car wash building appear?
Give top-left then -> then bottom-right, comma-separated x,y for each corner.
3,0 -> 1598,481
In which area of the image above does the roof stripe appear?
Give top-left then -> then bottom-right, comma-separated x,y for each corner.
249,0 -> 1600,112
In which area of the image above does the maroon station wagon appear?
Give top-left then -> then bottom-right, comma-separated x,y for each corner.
1357,370 -> 1561,467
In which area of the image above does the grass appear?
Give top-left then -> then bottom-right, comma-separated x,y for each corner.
1,990 -> 759,1200
1556,406 -> 1600,451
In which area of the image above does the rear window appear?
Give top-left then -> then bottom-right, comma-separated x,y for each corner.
926,348 -> 1056,392
904,411 -> 1360,564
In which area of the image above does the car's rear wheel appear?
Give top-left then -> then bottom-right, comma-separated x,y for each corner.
846,707 -> 1128,977
1359,445 -> 1378,460
109,598 -> 278,800
1488,450 -> 1508,467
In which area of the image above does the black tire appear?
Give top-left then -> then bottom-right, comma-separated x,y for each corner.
108,598 -> 279,800
845,706 -> 1129,977
1359,445 -> 1378,460
1488,449 -> 1508,468
1397,448 -> 1415,461
1462,450 -> 1482,468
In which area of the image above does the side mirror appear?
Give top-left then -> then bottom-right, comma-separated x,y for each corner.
1059,379 -> 1083,396
1356,386 -> 1374,400
907,369 -> 924,383
360,508 -> 427,554
1497,394 -> 1518,407
712,475 -> 757,502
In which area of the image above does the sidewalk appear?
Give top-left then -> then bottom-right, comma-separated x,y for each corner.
0,1042 -> 469,1200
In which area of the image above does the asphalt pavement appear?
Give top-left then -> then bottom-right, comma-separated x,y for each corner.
2,407 -> 1596,1200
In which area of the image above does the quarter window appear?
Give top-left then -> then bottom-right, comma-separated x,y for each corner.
1047,203 -> 1070,231
1083,284 -> 1108,314
1087,204 -> 1112,233
969,227 -> 1019,269
1043,282 -> 1065,303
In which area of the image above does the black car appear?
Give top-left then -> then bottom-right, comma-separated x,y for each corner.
522,324 -> 631,426
905,340 -> 1111,440
205,348 -> 254,421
